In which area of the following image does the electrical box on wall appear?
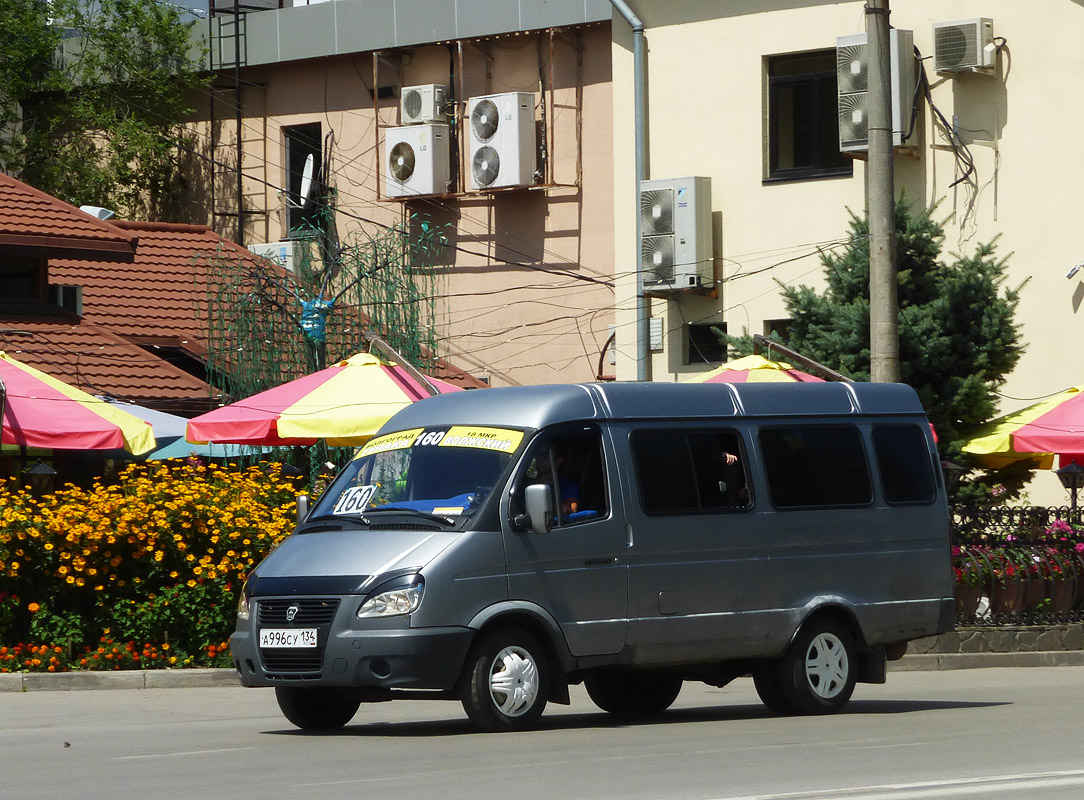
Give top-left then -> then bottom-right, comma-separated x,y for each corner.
933,19 -> 995,73
639,176 -> 713,293
466,92 -> 536,191
384,123 -> 450,198
836,28 -> 915,152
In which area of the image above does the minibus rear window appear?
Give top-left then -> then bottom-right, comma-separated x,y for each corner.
872,424 -> 936,504
759,425 -> 872,508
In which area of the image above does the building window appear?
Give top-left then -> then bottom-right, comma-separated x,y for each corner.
284,123 -> 324,237
763,318 -> 792,342
0,256 -> 44,302
687,323 -> 727,365
767,51 -> 852,182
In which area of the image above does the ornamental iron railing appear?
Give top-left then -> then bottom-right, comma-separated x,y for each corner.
950,505 -> 1084,626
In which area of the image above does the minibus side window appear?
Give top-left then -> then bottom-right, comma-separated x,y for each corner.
631,429 -> 751,514
759,425 -> 872,508
511,426 -> 609,527
872,424 -> 936,504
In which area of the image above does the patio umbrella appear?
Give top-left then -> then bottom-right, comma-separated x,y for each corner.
0,352 -> 155,455
681,354 -> 825,384
186,352 -> 463,447
98,397 -> 264,461
962,384 -> 1084,470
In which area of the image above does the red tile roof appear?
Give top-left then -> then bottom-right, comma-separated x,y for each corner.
0,173 -> 136,256
0,312 -> 215,414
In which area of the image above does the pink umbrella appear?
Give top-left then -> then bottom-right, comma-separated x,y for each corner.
682,354 -> 825,384
187,353 -> 463,447
0,351 -> 154,454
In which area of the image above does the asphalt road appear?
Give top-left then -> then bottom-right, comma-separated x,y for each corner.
4,667 -> 1084,800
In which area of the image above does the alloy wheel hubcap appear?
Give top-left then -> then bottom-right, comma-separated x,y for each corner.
804,632 -> 848,698
488,645 -> 539,717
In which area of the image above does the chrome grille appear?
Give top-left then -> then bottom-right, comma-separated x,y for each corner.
257,598 -> 338,625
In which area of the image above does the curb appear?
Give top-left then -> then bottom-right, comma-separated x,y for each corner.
0,668 -> 240,693
4,652 -> 1084,692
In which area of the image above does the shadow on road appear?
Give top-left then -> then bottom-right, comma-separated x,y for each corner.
260,697 -> 1008,738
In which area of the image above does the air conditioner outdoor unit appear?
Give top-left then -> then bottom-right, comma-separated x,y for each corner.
933,18 -> 995,73
466,92 -> 536,191
836,28 -> 915,153
401,84 -> 448,124
639,176 -> 713,293
248,240 -> 302,273
384,123 -> 450,198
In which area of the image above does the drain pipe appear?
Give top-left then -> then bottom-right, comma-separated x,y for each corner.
609,0 -> 648,381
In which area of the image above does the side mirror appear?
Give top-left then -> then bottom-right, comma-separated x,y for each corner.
296,493 -> 310,523
523,483 -> 553,535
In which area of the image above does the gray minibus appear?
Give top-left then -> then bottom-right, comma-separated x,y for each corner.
230,381 -> 954,731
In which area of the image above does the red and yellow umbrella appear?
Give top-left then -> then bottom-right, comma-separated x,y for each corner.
963,385 -> 1084,470
187,353 -> 463,447
0,351 -> 155,454
681,354 -> 825,384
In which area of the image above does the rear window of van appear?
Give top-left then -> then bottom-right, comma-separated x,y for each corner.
872,424 -> 937,504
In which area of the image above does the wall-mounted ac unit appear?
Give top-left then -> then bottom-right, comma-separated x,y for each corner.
48,284 -> 83,315
466,92 -> 536,191
933,18 -> 995,73
248,240 -> 302,272
384,123 -> 450,198
639,176 -> 713,293
401,84 -> 448,124
836,28 -> 915,153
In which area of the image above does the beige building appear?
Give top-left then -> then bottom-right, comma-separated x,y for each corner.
188,0 -> 615,388
609,0 -> 1084,503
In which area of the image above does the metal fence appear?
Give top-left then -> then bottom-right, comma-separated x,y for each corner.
950,505 -> 1084,626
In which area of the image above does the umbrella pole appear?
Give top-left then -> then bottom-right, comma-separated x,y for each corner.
366,334 -> 439,396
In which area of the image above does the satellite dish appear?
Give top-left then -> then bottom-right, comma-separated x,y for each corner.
298,153 -> 315,207
472,145 -> 501,187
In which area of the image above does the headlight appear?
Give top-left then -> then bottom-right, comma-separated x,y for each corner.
357,577 -> 423,619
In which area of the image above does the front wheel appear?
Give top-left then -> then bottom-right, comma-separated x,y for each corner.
460,628 -> 550,731
777,619 -> 857,715
275,686 -> 361,731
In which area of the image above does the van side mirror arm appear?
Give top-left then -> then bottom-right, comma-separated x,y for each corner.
522,483 -> 553,535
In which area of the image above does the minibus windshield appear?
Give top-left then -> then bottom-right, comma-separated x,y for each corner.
310,425 -> 525,520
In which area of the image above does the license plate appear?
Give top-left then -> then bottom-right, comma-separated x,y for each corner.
259,628 -> 318,648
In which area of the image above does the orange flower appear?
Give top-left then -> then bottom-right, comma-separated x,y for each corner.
27,602 -> 39,613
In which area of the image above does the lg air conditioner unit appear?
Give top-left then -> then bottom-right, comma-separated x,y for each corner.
384,123 -> 450,198
401,84 -> 448,124
467,92 -> 536,191
836,28 -> 915,153
248,240 -> 302,273
933,18 -> 995,73
639,176 -> 713,292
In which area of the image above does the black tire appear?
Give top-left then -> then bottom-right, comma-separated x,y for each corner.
752,664 -> 793,715
777,619 -> 857,715
584,670 -> 682,715
460,628 -> 550,731
275,686 -> 361,731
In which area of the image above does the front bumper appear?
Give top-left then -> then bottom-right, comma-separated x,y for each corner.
230,597 -> 473,690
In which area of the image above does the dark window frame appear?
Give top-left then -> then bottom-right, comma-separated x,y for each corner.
758,424 -> 873,509
631,427 -> 752,516
686,323 -> 728,365
872,424 -> 938,505
766,51 -> 853,183
284,122 -> 325,238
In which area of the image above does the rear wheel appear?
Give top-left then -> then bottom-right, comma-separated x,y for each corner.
460,628 -> 550,731
584,670 -> 682,715
777,619 -> 856,715
275,686 -> 361,731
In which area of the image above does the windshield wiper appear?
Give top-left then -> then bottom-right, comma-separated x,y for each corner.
302,513 -> 372,527
365,507 -> 457,526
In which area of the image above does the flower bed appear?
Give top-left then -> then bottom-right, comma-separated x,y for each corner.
0,461 -> 296,672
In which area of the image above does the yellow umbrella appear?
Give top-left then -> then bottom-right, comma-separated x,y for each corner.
681,354 -> 825,383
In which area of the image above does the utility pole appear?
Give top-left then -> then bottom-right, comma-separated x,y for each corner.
866,0 -> 899,383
